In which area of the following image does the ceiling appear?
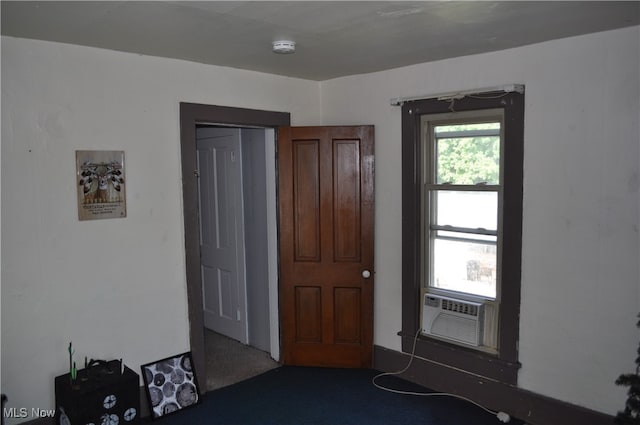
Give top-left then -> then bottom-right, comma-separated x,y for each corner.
2,1 -> 638,81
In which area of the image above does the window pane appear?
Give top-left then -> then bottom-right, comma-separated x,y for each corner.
434,123 -> 500,185
435,122 -> 500,133
431,238 -> 496,299
434,191 -> 497,231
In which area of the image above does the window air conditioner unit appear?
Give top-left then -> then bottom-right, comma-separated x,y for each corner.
422,293 -> 484,346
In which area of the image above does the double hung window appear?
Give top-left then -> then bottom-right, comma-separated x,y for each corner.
401,89 -> 524,383
424,111 -> 502,301
422,111 -> 503,352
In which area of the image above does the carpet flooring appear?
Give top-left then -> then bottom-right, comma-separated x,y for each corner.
149,366 -> 526,425
204,330 -> 280,391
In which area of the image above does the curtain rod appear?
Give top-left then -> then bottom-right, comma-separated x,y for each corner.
390,84 -> 525,106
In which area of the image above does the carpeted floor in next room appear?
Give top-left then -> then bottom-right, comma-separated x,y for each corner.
204,330 -> 280,391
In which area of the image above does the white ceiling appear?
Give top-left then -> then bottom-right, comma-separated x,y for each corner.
2,1 -> 638,81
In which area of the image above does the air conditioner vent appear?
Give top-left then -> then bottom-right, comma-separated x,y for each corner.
422,293 -> 485,346
441,299 -> 479,317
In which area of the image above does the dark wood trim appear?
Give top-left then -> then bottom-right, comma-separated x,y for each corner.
500,93 -> 525,362
400,102 -> 421,337
374,345 -> 613,425
179,103 -> 290,387
400,90 -> 525,384
399,332 -> 519,384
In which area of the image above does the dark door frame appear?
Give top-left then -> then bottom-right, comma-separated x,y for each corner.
179,103 -> 290,383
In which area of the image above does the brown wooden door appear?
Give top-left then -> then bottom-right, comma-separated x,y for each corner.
278,126 -> 374,368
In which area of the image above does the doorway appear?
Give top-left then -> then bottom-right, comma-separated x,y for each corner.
180,103 -> 290,389
196,126 -> 270,347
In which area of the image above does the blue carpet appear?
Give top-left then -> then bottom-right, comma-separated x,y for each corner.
149,366 -> 523,425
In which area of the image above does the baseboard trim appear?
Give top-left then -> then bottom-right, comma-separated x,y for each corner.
373,345 -> 613,425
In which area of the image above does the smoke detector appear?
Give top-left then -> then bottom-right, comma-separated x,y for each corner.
272,40 -> 296,54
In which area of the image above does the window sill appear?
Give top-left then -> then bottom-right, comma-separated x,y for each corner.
399,331 -> 521,385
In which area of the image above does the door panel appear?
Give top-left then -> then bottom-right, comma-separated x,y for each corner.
334,287 -> 361,343
293,140 -> 321,262
279,126 -> 374,368
333,140 -> 361,261
197,127 -> 248,344
295,286 -> 322,343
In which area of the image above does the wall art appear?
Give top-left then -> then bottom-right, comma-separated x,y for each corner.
141,352 -> 200,419
76,150 -> 126,220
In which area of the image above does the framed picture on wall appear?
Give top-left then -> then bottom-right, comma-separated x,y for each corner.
76,150 -> 126,220
141,352 -> 200,419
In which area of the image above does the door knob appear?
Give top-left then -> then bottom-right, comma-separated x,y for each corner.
362,270 -> 371,279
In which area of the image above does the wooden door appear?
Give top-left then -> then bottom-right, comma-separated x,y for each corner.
278,126 -> 374,367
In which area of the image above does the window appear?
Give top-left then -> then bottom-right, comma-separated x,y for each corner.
401,89 -> 524,384
424,112 -> 502,299
422,111 -> 503,352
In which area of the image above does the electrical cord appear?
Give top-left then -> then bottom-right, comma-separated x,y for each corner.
371,328 -> 511,423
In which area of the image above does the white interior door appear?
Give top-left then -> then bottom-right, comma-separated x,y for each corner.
196,127 -> 248,344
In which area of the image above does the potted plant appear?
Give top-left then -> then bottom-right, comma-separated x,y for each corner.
616,315 -> 640,424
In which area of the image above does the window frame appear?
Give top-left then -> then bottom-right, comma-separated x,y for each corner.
401,90 -> 524,384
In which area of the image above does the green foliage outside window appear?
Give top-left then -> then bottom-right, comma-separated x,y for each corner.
435,123 -> 500,185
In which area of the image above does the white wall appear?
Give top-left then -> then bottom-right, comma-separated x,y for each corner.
320,26 -> 640,415
1,36 -> 320,423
